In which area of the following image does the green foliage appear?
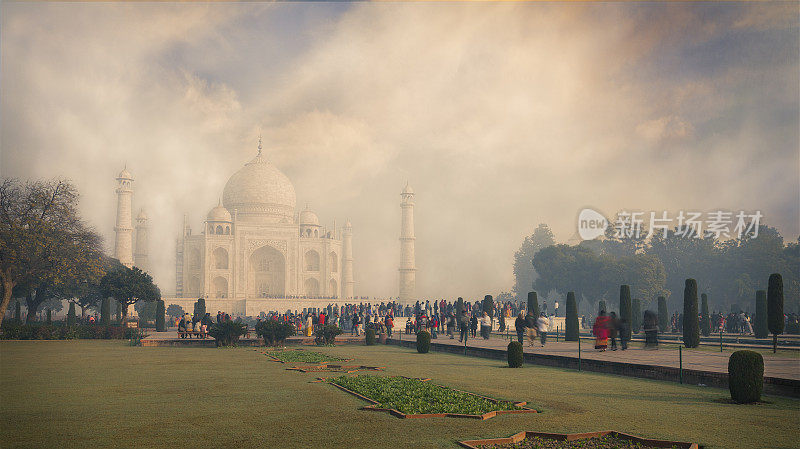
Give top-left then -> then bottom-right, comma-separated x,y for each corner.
314,324 -> 342,346
115,301 -> 121,323
365,328 -> 376,345
754,290 -> 768,338
207,320 -> 248,347
513,223 -> 556,301
657,296 -> 668,332
67,302 -> 76,326
100,298 -> 110,325
482,295 -> 494,318
46,309 -> 51,324
135,299 -> 157,324
767,273 -> 784,335
14,301 -> 21,322
598,300 -> 606,315
619,285 -> 632,340
100,262 -> 160,319
165,304 -> 185,319
193,297 -> 206,320
728,350 -> 764,404
700,293 -> 711,337
507,341 -> 523,368
527,291 -> 539,317
565,292 -> 579,341
0,323 -> 143,340
155,300 -> 165,332
631,298 -> 641,334
264,350 -> 345,364
456,297 -> 464,318
256,320 -> 296,346
416,330 -> 431,353
328,375 -> 524,415
683,279 -> 700,348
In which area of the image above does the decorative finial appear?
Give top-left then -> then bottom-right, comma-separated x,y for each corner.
257,134 -> 262,155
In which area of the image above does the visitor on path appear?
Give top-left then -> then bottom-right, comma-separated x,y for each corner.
593,310 -> 610,351
535,313 -> 549,346
459,312 -> 469,343
470,313 -> 478,338
618,317 -> 629,350
609,312 -> 620,351
351,313 -> 359,336
526,310 -> 538,347
385,314 -> 393,338
643,310 -> 659,349
480,312 -> 491,339
178,316 -> 187,337
447,313 -> 456,339
306,314 -> 313,337
515,312 -> 526,344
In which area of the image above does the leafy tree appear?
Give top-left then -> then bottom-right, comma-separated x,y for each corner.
512,224 -> 555,302
754,290 -> 768,338
166,304 -> 185,319
565,292 -> 579,341
657,296 -> 668,332
767,273 -> 784,353
0,178 -> 105,327
700,293 -> 711,337
683,279 -> 700,348
100,261 -> 160,319
619,285 -> 632,340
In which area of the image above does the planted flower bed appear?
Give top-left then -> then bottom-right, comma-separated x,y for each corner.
458,431 -> 698,449
262,349 -> 349,364
288,364 -> 385,374
323,375 -> 537,419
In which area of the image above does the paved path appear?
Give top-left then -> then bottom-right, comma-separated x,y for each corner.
419,333 -> 800,380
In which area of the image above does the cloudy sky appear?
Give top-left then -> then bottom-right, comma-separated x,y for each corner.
2,2 -> 798,300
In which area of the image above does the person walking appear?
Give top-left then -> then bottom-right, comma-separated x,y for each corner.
459,312 -> 470,343
480,311 -> 491,339
535,313 -> 550,346
526,309 -> 538,347
514,312 -> 526,344
608,311 -> 619,351
470,313 -> 478,338
593,310 -> 610,351
643,310 -> 659,349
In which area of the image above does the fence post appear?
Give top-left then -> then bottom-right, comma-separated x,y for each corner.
720,330 -> 723,353
578,336 -> 582,371
679,345 -> 683,384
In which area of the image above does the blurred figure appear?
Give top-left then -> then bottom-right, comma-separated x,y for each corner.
593,310 -> 610,351
535,313 -> 550,347
643,310 -> 659,349
515,312 -> 526,344
609,311 -> 619,351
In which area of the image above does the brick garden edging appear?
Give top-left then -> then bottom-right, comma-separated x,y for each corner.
318,375 -> 538,420
287,364 -> 385,373
458,430 -> 699,449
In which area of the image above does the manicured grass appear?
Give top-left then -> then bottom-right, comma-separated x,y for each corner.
1,341 -> 798,448
328,375 -> 525,415
264,349 -> 347,363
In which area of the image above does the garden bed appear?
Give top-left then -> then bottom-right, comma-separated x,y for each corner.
287,364 -> 385,373
458,431 -> 698,449
260,349 -> 350,364
321,375 -> 537,419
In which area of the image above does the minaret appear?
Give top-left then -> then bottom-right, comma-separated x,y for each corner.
114,167 -> 134,267
399,182 -> 416,303
134,209 -> 149,272
342,219 -> 354,299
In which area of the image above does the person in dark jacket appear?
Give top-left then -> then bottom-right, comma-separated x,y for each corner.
469,313 -> 478,338
514,312 -> 526,344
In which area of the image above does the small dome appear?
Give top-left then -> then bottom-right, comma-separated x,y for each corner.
117,167 -> 133,180
137,209 -> 148,221
345,219 -> 352,229
401,182 -> 414,195
299,207 -> 320,226
207,203 -> 232,222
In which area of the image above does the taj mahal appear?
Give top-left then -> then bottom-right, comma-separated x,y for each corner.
112,137 -> 417,316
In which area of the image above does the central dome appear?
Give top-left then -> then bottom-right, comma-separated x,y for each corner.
222,152 -> 296,222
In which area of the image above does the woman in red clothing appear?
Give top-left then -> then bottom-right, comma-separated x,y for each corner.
593,310 -> 611,351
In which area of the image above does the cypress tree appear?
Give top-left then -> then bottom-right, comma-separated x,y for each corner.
632,298 -> 642,334
156,300 -> 166,332
657,296 -> 668,332
682,279 -> 700,348
456,297 -> 464,318
67,303 -> 77,326
598,300 -> 607,314
700,293 -> 711,337
14,301 -> 21,322
194,297 -> 206,320
101,297 -> 111,325
527,291 -> 539,317
767,273 -> 784,353
482,295 -> 494,318
115,301 -> 121,323
754,290 -> 768,338
565,292 -> 579,341
619,285 -> 632,341
46,309 -> 52,324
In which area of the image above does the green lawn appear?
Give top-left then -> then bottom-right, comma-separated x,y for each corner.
1,340 -> 798,449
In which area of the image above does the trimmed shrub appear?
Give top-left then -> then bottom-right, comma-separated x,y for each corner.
314,324 -> 342,346
632,298 -> 642,334
365,328 -> 376,345
754,290 -> 768,338
256,320 -> 296,346
683,279 -> 700,348
565,292 -> 579,341
14,301 -> 21,322
208,320 -> 248,347
767,273 -> 784,353
456,297 -> 465,319
46,309 -> 51,324
67,303 -> 77,326
115,301 -> 121,323
619,285 -> 632,341
0,323 -> 142,340
482,295 -> 494,318
598,300 -> 607,315
155,300 -> 166,332
507,341 -> 523,368
101,298 -> 110,325
657,296 -> 668,332
193,297 -> 206,320
700,293 -> 711,337
527,291 -> 539,318
728,350 -> 764,403
416,330 -> 431,353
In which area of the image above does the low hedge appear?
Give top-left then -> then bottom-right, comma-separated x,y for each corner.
0,323 -> 143,340
315,324 -> 342,346
507,341 -> 523,368
416,330 -> 431,353
728,350 -> 764,404
208,320 -> 249,347
365,328 -> 376,345
255,320 -> 296,346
